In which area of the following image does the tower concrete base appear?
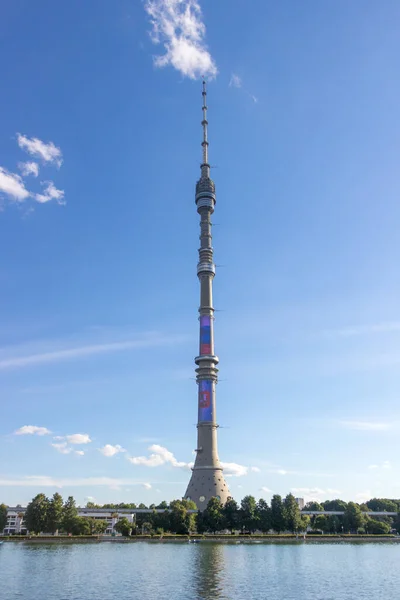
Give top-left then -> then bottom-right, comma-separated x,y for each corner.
184,467 -> 230,510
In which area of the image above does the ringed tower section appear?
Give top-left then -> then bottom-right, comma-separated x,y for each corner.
184,81 -> 230,509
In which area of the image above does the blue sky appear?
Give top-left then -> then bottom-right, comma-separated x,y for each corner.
1,0 -> 400,507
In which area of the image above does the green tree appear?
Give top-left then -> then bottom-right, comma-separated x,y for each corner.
46,493 -> 64,534
304,501 -> 323,512
84,518 -> 108,535
156,501 -> 169,509
223,497 -> 239,533
366,519 -> 391,535
62,496 -> 78,534
24,494 -> 49,534
343,502 -> 365,533
393,513 -> 400,534
322,499 -> 347,512
85,502 -> 100,508
203,498 -> 225,533
70,517 -> 90,535
257,499 -> 271,533
366,498 -> 398,513
313,515 -> 328,532
300,515 -> 310,531
271,495 -> 286,533
169,500 -> 196,534
284,494 -> 302,533
326,515 -> 341,534
152,509 -> 170,533
0,504 -> 7,532
239,495 -> 259,533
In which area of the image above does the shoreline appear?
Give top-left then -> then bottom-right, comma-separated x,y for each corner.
2,534 -> 400,544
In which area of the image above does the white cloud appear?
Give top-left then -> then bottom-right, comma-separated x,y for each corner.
222,462 -> 249,478
14,425 -> 51,436
260,486 -> 272,493
142,483 -> 152,490
0,167 -> 30,201
35,181 -> 65,205
0,333 -> 188,371
144,0 -> 217,79
51,442 -> 72,455
229,73 -> 242,88
355,490 -> 372,503
65,433 -> 91,445
98,444 -> 126,457
0,475 -> 158,488
128,444 -> 189,469
292,487 -> 342,502
368,460 -> 391,470
17,134 -> 63,167
109,484 -> 122,491
340,421 -> 392,432
325,322 -> 400,337
18,161 -> 39,178
250,466 -> 261,473
127,445 -> 250,478
75,450 -> 85,456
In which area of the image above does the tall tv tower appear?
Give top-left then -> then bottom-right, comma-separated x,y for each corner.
184,81 -> 230,509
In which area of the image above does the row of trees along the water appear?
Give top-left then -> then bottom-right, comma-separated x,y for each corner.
2,494 -> 400,535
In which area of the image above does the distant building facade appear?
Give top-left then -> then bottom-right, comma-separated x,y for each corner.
2,507 -> 136,535
295,498 -> 305,510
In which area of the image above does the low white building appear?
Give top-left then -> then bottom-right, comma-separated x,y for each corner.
2,507 -> 136,535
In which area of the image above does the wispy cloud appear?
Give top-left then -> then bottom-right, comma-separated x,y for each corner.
144,0 -> 217,79
229,72 -> 258,103
18,162 -> 39,178
355,490 -> 372,503
0,332 -> 189,371
229,73 -> 242,88
324,322 -> 400,338
0,475 -> 161,488
35,181 -> 65,205
292,487 -> 342,502
142,482 -> 152,490
250,466 -> 261,473
17,134 -> 63,168
340,420 -> 392,432
260,486 -> 272,493
368,460 -> 391,470
51,442 -> 72,455
98,444 -> 126,457
0,167 -> 30,201
14,425 -> 51,436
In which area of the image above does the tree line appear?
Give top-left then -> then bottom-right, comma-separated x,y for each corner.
1,494 -> 400,536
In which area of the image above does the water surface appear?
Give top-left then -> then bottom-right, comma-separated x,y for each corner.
0,541 -> 398,599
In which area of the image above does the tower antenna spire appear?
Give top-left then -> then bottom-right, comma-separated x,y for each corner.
201,79 -> 210,179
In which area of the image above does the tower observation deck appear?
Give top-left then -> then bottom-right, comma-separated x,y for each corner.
184,82 -> 231,509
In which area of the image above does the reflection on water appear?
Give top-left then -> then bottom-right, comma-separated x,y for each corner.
193,543 -> 226,600
2,541 -> 400,600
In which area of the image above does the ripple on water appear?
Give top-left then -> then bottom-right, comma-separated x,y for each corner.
1,541 -> 399,600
